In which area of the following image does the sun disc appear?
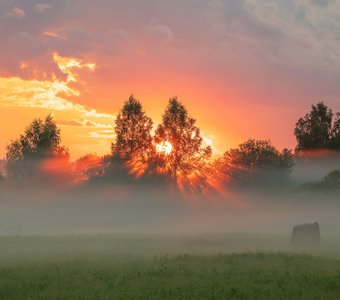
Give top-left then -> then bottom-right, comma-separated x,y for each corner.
156,141 -> 173,155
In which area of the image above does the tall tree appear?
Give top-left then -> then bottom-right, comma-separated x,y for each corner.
294,102 -> 334,151
6,115 -> 69,180
108,96 -> 153,180
221,139 -> 294,187
112,95 -> 153,159
154,97 -> 212,184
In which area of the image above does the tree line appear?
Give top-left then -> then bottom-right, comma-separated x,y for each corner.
1,97 -> 340,191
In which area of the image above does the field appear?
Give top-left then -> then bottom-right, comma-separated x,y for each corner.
1,234 -> 340,299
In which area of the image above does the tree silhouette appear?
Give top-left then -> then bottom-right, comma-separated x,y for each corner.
112,95 -> 153,159
299,169 -> 340,191
154,97 -> 212,186
294,102 -> 335,151
107,95 -> 153,180
73,153 -> 104,183
221,139 -> 294,187
6,115 -> 69,180
0,163 -> 4,182
331,113 -> 340,150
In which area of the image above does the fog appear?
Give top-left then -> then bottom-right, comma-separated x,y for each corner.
0,161 -> 339,240
0,157 -> 340,258
292,151 -> 340,183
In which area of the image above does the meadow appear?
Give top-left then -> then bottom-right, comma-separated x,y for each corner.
1,234 -> 340,299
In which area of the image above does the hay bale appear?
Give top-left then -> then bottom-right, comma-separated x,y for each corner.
291,222 -> 320,247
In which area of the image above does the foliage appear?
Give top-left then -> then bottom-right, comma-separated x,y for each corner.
294,102 -> 340,151
154,97 -> 212,186
5,115 -> 69,180
331,113 -> 340,149
298,169 -> 340,191
221,139 -> 294,187
4,98 -> 339,191
323,169 -> 340,184
101,153 -> 138,184
106,95 -> 154,181
73,154 -> 105,183
112,95 -> 153,159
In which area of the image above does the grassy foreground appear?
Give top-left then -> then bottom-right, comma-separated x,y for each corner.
0,235 -> 340,299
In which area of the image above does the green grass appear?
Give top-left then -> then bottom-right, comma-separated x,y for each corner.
1,234 -> 340,299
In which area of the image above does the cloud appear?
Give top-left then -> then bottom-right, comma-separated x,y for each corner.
0,52 -> 115,133
2,5 -> 26,18
56,120 -> 84,127
43,31 -> 65,40
0,76 -> 115,120
145,24 -> 174,42
13,6 -> 26,18
35,3 -> 52,13
56,119 -> 113,128
88,130 -> 116,139
0,0 -> 340,156
52,53 -> 96,83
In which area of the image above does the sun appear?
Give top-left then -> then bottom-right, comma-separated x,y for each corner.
156,141 -> 173,155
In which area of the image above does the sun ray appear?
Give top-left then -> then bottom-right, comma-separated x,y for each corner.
156,141 -> 173,155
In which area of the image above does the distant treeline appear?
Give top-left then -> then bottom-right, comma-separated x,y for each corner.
1,97 -> 340,192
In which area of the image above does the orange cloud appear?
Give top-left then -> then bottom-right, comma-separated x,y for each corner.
53,53 -> 96,83
0,76 -> 113,122
88,130 -> 116,139
0,52 -> 113,122
0,53 -> 116,159
56,119 -> 112,129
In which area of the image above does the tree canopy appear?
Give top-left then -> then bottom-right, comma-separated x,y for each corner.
73,153 -> 104,183
6,115 -> 69,180
221,139 -> 294,187
331,113 -> 340,150
103,96 -> 154,180
112,95 -> 153,158
154,98 -> 212,185
4,97 -> 339,192
299,169 -> 340,191
294,102 -> 340,151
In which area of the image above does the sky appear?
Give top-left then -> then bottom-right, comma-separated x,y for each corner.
0,0 -> 339,159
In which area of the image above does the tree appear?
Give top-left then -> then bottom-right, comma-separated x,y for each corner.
0,161 -> 4,182
294,102 -> 336,151
323,169 -> 340,186
331,113 -> 340,150
112,95 -> 153,159
154,97 -> 212,187
221,139 -> 294,187
299,169 -> 340,191
73,153 -> 105,183
108,96 -> 153,179
6,115 -> 69,180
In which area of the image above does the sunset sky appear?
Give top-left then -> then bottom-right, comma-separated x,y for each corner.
0,0 -> 339,159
